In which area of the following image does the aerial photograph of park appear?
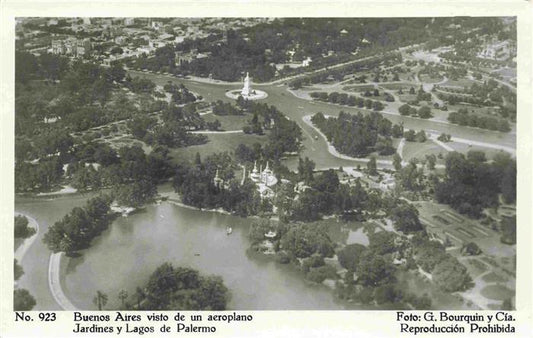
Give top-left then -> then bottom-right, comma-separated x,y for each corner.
14,17 -> 516,311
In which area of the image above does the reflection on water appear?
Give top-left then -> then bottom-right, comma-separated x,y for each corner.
63,203 -> 345,310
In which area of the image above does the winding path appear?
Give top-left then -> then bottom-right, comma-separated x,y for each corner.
189,130 -> 243,134
301,115 -> 445,169
48,252 -> 79,310
16,212 -> 79,310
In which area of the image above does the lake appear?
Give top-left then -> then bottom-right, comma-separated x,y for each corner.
61,202 -> 345,310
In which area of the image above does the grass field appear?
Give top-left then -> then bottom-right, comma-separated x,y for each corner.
401,141 -> 446,163
482,272 -> 507,283
342,84 -> 376,92
398,94 -> 418,103
480,285 -> 514,301
203,113 -> 249,131
440,78 -> 477,88
446,142 -> 508,160
419,74 -> 445,84
168,132 -> 268,165
380,83 -> 414,91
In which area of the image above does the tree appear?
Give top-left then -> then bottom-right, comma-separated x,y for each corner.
93,290 -> 108,310
437,133 -> 451,142
14,259 -> 24,281
500,160 -> 516,204
374,284 -> 398,304
500,216 -> 516,245
14,289 -> 36,311
393,153 -> 402,171
368,231 -> 397,255
367,156 -> 377,176
418,105 -> 432,119
399,104 -> 412,116
432,257 -> 472,292
425,154 -> 436,170
501,298 -> 513,310
415,240 -> 447,272
415,130 -> 427,143
135,287 -> 145,310
467,150 -> 486,163
337,244 -> 367,272
298,157 -> 315,184
403,130 -> 416,142
357,251 -> 395,287
143,263 -> 229,310
461,242 -> 482,256
118,289 -> 128,308
391,204 -> 423,233
15,215 -> 35,239
114,180 -> 157,208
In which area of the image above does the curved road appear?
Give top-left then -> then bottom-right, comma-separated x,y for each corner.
301,115 -> 446,169
48,252 -> 79,310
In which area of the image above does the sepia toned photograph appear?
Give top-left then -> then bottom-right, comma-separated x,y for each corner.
13,17 -> 516,312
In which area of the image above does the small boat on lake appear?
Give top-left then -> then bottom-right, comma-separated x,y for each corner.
226,226 -> 233,235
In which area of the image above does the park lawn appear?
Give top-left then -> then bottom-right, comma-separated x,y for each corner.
342,84 -> 376,92
398,94 -> 418,103
370,138 -> 401,161
380,82 -> 413,91
492,67 -> 516,79
446,142 -> 508,160
203,113 -> 249,131
419,74 -> 445,84
441,78 -> 477,88
395,269 -> 469,310
168,132 -> 268,165
462,258 -> 488,279
482,272 -> 507,283
480,285 -> 514,301
398,71 -> 416,82
447,104 -> 503,119
401,141 -> 447,163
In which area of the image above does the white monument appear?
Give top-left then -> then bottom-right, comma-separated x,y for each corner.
226,71 -> 268,100
241,72 -> 252,97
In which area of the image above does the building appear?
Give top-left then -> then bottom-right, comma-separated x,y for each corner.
124,18 -> 135,26
151,21 -> 164,31
249,161 -> 278,200
64,39 -> 77,55
477,40 -> 516,61
51,40 -> 65,54
213,169 -> 224,189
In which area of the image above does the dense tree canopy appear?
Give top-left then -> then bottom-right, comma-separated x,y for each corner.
142,263 -> 229,310
435,151 -> 516,218
311,111 -> 400,158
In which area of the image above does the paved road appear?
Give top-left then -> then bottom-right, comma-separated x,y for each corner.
48,252 -> 79,310
129,69 -> 516,170
189,130 -> 243,134
302,114 -> 446,169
